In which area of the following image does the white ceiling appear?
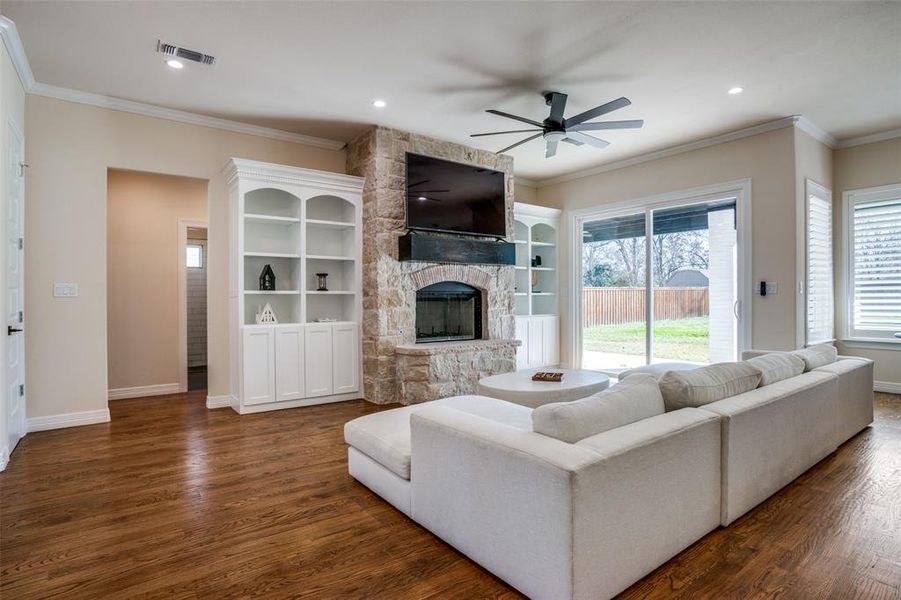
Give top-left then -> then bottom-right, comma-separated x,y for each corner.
5,1 -> 900,181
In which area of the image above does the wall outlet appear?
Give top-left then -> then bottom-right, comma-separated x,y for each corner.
53,283 -> 78,297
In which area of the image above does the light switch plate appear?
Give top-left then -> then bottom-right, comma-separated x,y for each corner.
53,283 -> 78,297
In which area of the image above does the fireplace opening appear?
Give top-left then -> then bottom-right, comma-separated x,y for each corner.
415,281 -> 482,343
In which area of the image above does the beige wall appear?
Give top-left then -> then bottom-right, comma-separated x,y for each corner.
535,126 -> 798,361
514,181 -> 538,204
25,95 -> 345,419
793,129 -> 834,347
106,169 -> 207,391
833,137 -> 901,386
0,34 -> 25,461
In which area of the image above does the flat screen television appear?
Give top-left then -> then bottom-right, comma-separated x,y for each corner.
405,153 -> 506,238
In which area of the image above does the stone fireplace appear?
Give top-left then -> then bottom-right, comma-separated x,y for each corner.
345,127 -> 519,405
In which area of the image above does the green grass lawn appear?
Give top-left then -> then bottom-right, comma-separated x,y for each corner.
583,317 -> 709,363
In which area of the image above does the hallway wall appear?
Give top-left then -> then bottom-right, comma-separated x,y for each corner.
106,169 -> 207,393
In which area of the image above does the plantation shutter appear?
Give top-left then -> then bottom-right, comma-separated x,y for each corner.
806,192 -> 834,344
851,197 -> 901,338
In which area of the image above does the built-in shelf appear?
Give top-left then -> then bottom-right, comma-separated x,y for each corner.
306,254 -> 355,261
530,241 -> 555,247
305,290 -> 356,295
514,292 -> 528,296
244,213 -> 300,225
514,240 -> 528,245
306,218 -> 355,229
244,290 -> 300,295
244,251 -> 301,259
532,267 -> 555,271
514,266 -> 527,270
532,292 -> 556,296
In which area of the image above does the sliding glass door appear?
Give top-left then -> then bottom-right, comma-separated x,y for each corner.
580,196 -> 740,372
581,212 -> 648,370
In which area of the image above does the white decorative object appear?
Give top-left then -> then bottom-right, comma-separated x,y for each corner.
226,158 -> 364,414
513,202 -> 561,369
256,303 -> 278,324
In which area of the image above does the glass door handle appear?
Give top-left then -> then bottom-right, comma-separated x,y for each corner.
733,300 -> 741,320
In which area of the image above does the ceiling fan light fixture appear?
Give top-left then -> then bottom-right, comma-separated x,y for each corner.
166,59 -> 184,70
543,130 -> 566,143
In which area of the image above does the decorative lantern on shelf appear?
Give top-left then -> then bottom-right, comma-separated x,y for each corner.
259,264 -> 275,291
316,272 -> 329,292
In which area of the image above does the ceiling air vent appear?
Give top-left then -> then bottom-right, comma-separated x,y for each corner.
157,40 -> 216,66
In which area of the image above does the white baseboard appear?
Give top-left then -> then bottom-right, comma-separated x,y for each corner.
108,382 -> 183,400
0,446 -> 8,472
27,409 -> 111,433
206,394 -> 234,409
874,380 -> 901,394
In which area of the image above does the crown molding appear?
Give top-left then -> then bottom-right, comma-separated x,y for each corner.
513,176 -> 538,188
537,116 -> 803,187
0,16 -> 345,150
30,83 -> 346,149
836,127 -> 901,149
0,16 -> 35,89
794,116 -> 838,148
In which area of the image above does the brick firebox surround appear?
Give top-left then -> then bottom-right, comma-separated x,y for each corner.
346,127 -> 519,405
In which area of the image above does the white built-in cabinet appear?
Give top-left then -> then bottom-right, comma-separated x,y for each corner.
225,159 -> 364,414
513,202 -> 561,369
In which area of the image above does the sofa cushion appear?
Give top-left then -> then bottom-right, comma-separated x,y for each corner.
791,343 -> 838,371
531,374 -> 664,443
658,362 -> 762,410
344,395 -> 532,480
747,353 -> 805,386
618,361 -> 700,380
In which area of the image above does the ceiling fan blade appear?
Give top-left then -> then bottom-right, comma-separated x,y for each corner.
496,133 -> 543,154
470,129 -> 542,137
545,140 -> 559,158
486,109 -> 544,128
547,92 -> 568,125
564,97 -> 631,128
566,131 -> 611,149
568,119 -> 644,132
562,137 -> 584,146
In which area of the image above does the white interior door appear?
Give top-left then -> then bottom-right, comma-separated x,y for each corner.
6,121 -> 25,455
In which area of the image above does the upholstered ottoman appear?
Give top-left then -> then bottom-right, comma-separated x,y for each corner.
344,395 -> 532,515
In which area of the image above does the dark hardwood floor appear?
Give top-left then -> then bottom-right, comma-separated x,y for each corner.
2,392 -> 899,599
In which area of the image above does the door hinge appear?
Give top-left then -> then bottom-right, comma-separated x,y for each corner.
18,384 -> 24,397
18,310 -> 23,323
18,238 -> 23,250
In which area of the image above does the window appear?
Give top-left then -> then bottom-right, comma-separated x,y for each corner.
845,184 -> 901,343
186,244 -> 203,268
805,180 -> 834,345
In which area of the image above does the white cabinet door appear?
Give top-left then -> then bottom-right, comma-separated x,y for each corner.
527,317 -> 544,367
542,316 -> 560,367
514,316 -> 530,370
275,325 -> 305,402
332,322 -> 360,394
242,327 -> 275,405
304,324 -> 333,397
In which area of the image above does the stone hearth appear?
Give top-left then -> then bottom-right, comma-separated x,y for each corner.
346,127 -> 518,405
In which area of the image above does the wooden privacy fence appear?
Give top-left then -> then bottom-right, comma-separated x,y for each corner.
583,287 -> 709,326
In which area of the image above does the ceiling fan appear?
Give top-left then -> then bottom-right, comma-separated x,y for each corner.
472,92 -> 643,158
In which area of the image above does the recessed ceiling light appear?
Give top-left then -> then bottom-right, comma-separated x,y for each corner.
166,59 -> 184,70
373,99 -> 387,108
417,196 -> 427,201
728,86 -> 744,95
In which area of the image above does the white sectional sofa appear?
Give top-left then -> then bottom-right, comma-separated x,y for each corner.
344,346 -> 874,599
